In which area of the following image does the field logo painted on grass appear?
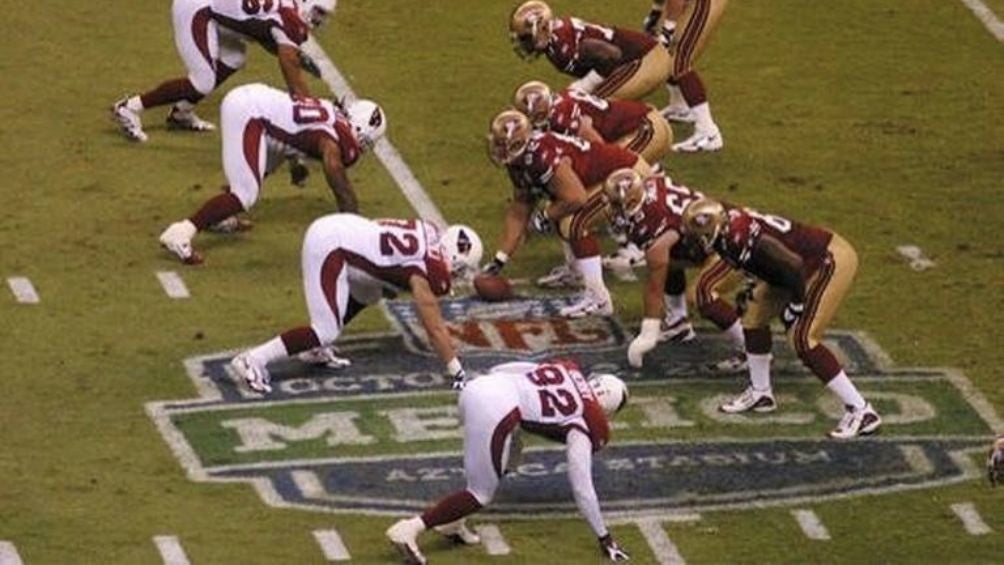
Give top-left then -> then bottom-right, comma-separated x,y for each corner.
146,297 -> 1000,518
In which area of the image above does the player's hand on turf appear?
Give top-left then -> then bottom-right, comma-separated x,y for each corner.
781,302 -> 804,332
289,158 -> 310,187
988,436 -> 1004,487
299,52 -> 321,78
482,252 -> 508,276
642,8 -> 661,34
450,367 -> 467,391
599,534 -> 630,561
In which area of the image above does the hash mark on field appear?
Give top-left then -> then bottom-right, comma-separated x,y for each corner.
0,541 -> 24,565
301,38 -> 447,226
157,271 -> 190,299
313,529 -> 351,561
792,509 -> 831,540
951,502 -> 992,535
636,519 -> 686,565
153,535 -> 191,565
7,276 -> 39,304
960,0 -> 1004,42
475,524 -> 511,556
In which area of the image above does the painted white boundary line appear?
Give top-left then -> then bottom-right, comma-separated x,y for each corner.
301,38 -> 447,226
0,541 -> 24,565
791,509 -> 831,540
7,277 -> 39,304
960,0 -> 1004,41
153,535 -> 192,565
950,502 -> 992,535
156,271 -> 190,299
313,529 -> 352,561
636,519 -> 686,565
475,523 -> 511,556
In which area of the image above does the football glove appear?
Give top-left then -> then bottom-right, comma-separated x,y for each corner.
988,436 -> 1004,487
627,318 -> 661,368
642,8 -> 662,34
450,366 -> 467,391
299,51 -> 321,78
482,251 -> 508,276
530,208 -> 554,234
781,302 -> 804,332
288,155 -> 310,187
599,535 -> 630,561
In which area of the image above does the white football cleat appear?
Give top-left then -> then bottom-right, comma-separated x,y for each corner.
672,129 -> 724,153
166,106 -> 216,131
719,386 -> 776,414
159,221 -> 202,264
559,289 -> 614,318
659,313 -> 696,343
386,517 -> 427,565
536,264 -> 582,289
434,519 -> 481,545
828,403 -> 882,440
111,98 -> 148,142
297,345 -> 351,369
230,352 -> 272,394
660,104 -> 695,123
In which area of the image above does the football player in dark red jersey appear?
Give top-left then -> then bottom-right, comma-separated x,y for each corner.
509,1 -> 670,101
602,169 -> 747,366
483,109 -> 652,318
681,198 -> 881,439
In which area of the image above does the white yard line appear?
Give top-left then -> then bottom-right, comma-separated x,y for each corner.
153,535 -> 192,565
791,509 -> 831,540
636,519 -> 687,565
313,529 -> 352,561
301,38 -> 447,226
950,502 -> 993,535
0,542 -> 24,565
6,277 -> 39,304
960,0 -> 1004,41
156,271 -> 190,299
474,523 -> 512,556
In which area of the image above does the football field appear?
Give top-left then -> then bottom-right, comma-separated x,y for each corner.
2,0 -> 1003,563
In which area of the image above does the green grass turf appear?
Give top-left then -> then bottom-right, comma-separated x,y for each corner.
1,0 -> 1002,563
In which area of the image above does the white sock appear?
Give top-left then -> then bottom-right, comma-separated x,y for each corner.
725,320 -> 745,351
664,293 -> 687,317
747,353 -> 772,392
689,102 -> 718,134
576,256 -> 608,298
249,336 -> 289,365
666,83 -> 686,109
126,95 -> 144,112
174,99 -> 195,113
826,371 -> 866,410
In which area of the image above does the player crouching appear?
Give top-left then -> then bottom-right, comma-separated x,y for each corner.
230,215 -> 482,393
386,359 -> 630,563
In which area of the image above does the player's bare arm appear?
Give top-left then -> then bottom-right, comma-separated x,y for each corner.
277,44 -> 311,97
497,197 -> 533,259
748,233 -> 806,302
643,230 -> 680,319
319,137 -> 360,213
579,39 -> 624,76
409,275 -> 458,367
544,158 -> 588,221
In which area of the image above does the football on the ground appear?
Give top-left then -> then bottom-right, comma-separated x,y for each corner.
473,274 -> 514,302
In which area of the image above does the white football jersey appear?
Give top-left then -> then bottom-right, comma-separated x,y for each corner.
211,0 -> 308,48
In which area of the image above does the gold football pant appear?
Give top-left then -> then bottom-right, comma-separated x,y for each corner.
556,159 -> 653,241
595,46 -> 671,101
671,0 -> 728,77
616,109 -> 673,165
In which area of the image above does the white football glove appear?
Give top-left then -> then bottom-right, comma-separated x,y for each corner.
627,318 -> 661,368
599,534 -> 630,561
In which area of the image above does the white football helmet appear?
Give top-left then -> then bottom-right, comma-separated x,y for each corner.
441,225 -> 484,278
300,0 -> 337,28
589,374 -> 629,417
345,99 -> 387,151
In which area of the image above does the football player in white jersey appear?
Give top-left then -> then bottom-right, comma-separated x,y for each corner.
386,360 -> 631,563
112,0 -> 336,142
157,83 -> 386,264
231,216 -> 484,392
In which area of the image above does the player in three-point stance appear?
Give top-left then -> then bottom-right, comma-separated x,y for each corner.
157,83 -> 385,264
681,198 -> 882,439
386,359 -> 631,563
112,0 -> 336,142
231,215 -> 483,393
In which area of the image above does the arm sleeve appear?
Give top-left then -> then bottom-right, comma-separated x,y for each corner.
566,428 -> 608,538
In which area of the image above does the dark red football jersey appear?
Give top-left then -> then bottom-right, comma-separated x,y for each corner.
545,17 -> 657,78
715,208 -> 834,277
550,89 -> 651,142
507,131 -> 638,201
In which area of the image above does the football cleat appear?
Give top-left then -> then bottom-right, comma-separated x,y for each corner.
206,216 -> 254,234
159,221 -> 202,265
536,264 -> 582,289
828,403 -> 882,440
660,104 -> 695,123
659,313 -> 696,343
559,289 -> 614,318
230,352 -> 272,394
672,129 -> 724,153
166,107 -> 216,131
434,519 -> 481,545
297,345 -> 351,369
386,517 -> 427,565
111,98 -> 148,142
719,386 -> 777,414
